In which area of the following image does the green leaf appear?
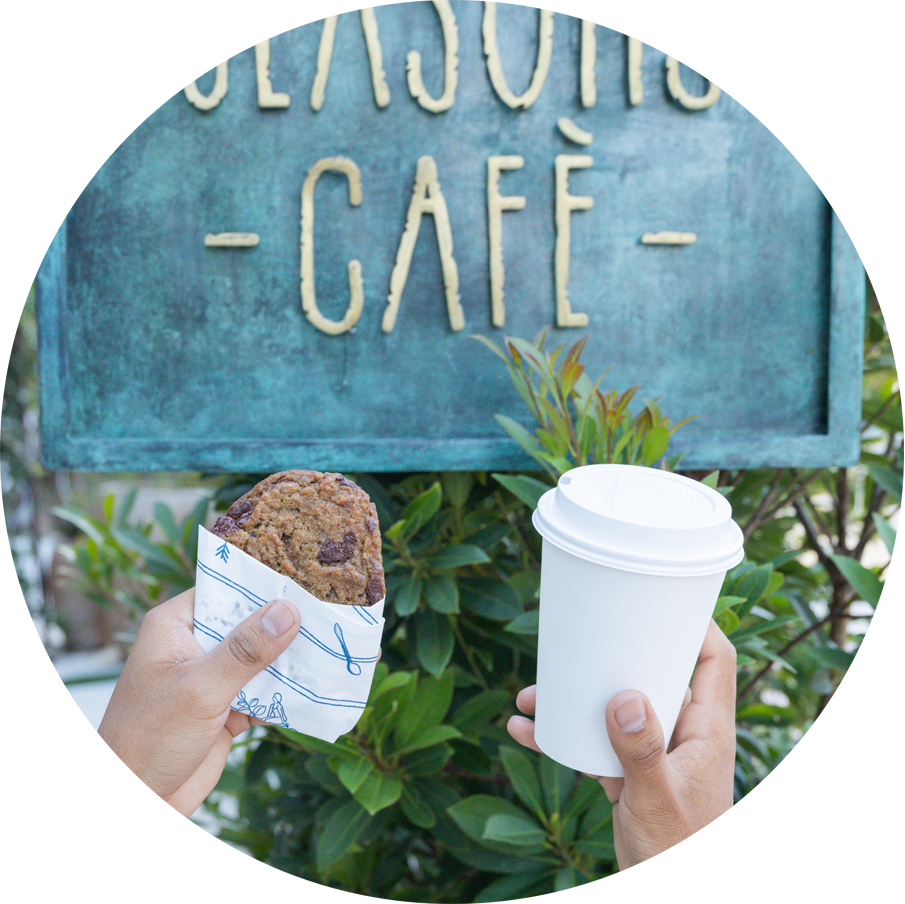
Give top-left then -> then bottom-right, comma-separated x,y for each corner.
116,487 -> 139,525
459,577 -> 523,620
337,757 -> 374,795
473,871 -> 551,903
393,574 -> 422,616
245,738 -> 275,784
867,462 -> 902,502
728,614 -> 799,643
483,813 -> 547,847
396,670 -> 455,746
274,727 -> 335,755
713,595 -> 746,616
504,610 -> 540,635
579,794 -> 614,837
414,609 -> 455,676
573,838 -> 617,861
872,512 -> 897,555
804,645 -> 856,671
734,564 -> 773,618
400,784 -> 436,828
715,607 -> 740,635
442,471 -> 473,511
539,755 -> 573,816
735,703 -> 796,727
352,770 -> 403,815
153,503 -> 180,546
491,472 -> 552,509
499,745 -> 546,821
830,555 -> 883,607
641,424 -> 670,466
700,471 -> 720,488
563,775 -> 606,821
394,724 -> 462,757
447,795 -> 547,854
51,506 -> 106,546
424,575 -> 460,613
398,482 -> 443,535
735,726 -> 773,763
404,743 -> 454,776
316,799 -> 372,871
449,689 -> 509,734
429,544 -> 491,569
495,415 -> 547,462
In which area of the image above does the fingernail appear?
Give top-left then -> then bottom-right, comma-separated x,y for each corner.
614,695 -> 647,733
261,600 -> 295,637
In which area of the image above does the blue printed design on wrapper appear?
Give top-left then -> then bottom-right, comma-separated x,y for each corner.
215,542 -> 230,562
266,693 -> 290,727
235,690 -> 266,718
196,559 -> 379,669
193,617 -> 368,710
334,623 -> 362,675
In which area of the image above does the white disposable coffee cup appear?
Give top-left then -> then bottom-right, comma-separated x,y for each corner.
531,464 -> 744,777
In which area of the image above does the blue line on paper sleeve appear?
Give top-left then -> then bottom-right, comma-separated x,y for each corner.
334,623 -> 362,675
197,559 -> 379,667
193,618 -> 367,709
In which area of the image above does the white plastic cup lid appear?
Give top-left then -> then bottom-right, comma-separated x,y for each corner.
532,464 -> 744,576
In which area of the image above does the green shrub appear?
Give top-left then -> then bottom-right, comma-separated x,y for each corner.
48,299 -> 900,899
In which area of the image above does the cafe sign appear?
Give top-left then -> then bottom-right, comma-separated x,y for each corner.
37,2 -> 864,472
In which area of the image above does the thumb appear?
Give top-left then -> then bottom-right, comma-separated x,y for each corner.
605,690 -> 672,792
199,599 -> 301,704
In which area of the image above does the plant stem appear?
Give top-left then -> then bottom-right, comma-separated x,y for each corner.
451,617 -> 491,691
742,468 -> 787,541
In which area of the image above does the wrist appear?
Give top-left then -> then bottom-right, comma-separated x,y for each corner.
619,806 -> 734,904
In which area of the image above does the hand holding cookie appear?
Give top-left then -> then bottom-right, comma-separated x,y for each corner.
98,587 -> 301,817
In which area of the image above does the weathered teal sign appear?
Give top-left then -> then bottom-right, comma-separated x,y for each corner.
37,2 -> 864,473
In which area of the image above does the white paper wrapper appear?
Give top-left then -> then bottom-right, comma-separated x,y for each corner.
193,526 -> 385,742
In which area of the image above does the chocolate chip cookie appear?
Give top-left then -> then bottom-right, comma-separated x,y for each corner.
211,470 -> 384,606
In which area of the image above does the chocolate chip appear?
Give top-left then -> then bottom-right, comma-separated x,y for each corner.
365,576 -> 384,606
366,518 -> 377,532
336,474 -> 360,490
317,530 -> 358,565
211,515 -> 239,537
227,496 -> 255,526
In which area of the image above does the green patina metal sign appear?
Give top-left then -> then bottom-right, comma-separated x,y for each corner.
37,1 -> 864,473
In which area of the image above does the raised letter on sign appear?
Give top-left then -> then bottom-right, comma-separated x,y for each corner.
483,3 -> 554,109
407,0 -> 459,112
554,155 -> 592,328
383,156 -> 464,333
255,41 -> 290,108
666,0 -> 720,110
311,9 -> 391,111
580,20 -> 596,107
487,156 -> 526,328
300,158 -> 364,335
182,0 -> 229,110
627,37 -> 643,106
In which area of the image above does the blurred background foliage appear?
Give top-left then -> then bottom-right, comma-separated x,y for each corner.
3,278 -> 899,900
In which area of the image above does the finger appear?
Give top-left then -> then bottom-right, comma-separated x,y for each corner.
605,690 -> 673,802
690,621 -> 737,713
225,708 -> 253,738
507,715 -> 543,753
515,685 -> 536,716
151,587 -> 197,631
195,599 -> 302,705
598,776 -> 624,803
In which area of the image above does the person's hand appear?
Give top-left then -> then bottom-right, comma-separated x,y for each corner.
507,620 -> 736,869
98,587 -> 301,817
